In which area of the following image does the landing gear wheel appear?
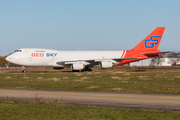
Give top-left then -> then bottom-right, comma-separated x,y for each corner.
81,67 -> 92,72
22,70 -> 26,73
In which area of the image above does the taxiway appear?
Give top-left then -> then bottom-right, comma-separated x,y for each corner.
0,88 -> 180,111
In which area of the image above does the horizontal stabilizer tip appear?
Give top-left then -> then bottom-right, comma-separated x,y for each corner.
142,51 -> 172,56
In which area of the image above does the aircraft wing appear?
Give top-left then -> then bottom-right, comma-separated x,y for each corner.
94,57 -> 140,62
142,51 -> 172,56
56,57 -> 140,65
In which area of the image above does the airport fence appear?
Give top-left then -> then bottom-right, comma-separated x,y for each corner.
0,67 -> 65,73
0,67 -> 21,72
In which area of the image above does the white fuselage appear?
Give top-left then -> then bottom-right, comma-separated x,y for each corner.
6,48 -> 124,68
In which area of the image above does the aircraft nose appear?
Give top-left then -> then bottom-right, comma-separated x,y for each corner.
5,56 -> 12,63
5,56 -> 9,61
5,55 -> 19,64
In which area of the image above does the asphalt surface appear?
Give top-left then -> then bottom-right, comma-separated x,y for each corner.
0,88 -> 180,111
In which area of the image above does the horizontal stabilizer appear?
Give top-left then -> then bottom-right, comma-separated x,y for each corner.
142,51 -> 172,56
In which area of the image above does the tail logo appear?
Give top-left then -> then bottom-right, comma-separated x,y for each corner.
144,36 -> 162,48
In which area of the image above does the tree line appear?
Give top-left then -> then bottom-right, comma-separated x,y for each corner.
0,56 -> 8,66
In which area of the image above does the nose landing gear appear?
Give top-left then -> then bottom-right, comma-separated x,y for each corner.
22,66 -> 26,73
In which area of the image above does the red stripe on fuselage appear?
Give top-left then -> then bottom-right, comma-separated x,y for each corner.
114,50 -> 126,66
121,50 -> 125,58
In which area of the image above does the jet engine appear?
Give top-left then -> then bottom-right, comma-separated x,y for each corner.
100,61 -> 113,68
71,64 -> 84,70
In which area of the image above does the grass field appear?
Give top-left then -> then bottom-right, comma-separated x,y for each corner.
0,67 -> 180,94
1,66 -> 180,119
0,101 -> 180,120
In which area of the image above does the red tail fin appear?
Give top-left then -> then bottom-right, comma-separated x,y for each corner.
132,27 -> 165,51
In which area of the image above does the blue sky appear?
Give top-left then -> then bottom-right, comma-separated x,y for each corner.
0,0 -> 180,56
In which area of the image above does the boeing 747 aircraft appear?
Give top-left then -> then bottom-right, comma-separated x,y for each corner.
6,27 -> 170,72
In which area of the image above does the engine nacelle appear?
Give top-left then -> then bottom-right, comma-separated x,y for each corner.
71,64 -> 84,70
53,67 -> 64,70
100,61 -> 113,68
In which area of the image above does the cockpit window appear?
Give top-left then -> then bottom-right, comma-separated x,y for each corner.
14,50 -> 22,52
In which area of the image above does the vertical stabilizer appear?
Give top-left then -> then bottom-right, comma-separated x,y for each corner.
132,27 -> 165,51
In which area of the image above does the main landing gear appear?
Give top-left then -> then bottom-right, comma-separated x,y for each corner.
71,67 -> 92,72
22,66 -> 26,73
81,66 -> 92,72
